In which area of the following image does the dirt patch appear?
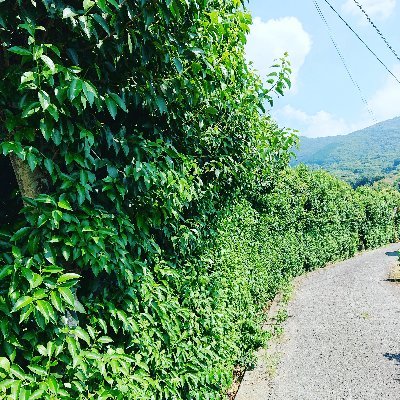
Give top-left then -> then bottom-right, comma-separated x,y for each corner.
226,366 -> 246,400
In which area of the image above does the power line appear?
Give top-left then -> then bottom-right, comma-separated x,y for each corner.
321,0 -> 400,86
313,1 -> 377,123
351,0 -> 400,63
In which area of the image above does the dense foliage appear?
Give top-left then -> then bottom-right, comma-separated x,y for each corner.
0,0 -> 295,399
1,1 -> 399,399
293,117 -> 400,187
205,166 -> 400,373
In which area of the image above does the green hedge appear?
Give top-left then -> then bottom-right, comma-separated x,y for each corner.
0,1 -> 295,399
203,166 -> 400,373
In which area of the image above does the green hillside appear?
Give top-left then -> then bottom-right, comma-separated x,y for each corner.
293,117 -> 400,186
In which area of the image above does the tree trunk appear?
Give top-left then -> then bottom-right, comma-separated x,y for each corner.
9,154 -> 42,202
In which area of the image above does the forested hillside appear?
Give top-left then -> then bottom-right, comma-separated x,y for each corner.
293,117 -> 400,186
1,1 -> 400,399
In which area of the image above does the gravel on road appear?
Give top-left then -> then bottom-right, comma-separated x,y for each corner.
236,243 -> 400,400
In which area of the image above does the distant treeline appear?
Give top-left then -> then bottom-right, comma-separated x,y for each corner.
293,117 -> 400,188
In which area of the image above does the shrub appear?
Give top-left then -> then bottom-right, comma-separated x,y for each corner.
202,167 -> 400,375
0,0 -> 294,398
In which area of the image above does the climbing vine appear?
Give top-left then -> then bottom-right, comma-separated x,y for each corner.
0,1 -> 294,398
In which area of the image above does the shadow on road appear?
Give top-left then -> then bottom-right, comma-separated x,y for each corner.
384,353 -> 400,364
384,353 -> 400,382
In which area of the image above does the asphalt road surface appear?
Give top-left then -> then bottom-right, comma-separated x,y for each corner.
236,243 -> 400,400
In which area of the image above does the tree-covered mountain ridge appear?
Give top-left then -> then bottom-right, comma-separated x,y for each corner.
293,116 -> 400,187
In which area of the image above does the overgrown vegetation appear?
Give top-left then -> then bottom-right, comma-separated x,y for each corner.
1,1 -> 399,399
205,166 -> 400,375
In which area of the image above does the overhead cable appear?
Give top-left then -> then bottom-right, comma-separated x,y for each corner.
321,0 -> 400,86
351,0 -> 400,63
313,1 -> 377,123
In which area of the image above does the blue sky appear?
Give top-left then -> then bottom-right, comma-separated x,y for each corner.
245,0 -> 400,137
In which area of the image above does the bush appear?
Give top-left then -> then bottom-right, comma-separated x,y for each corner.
0,1 -> 294,398
202,167 -> 400,375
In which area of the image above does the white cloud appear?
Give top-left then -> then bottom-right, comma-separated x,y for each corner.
368,65 -> 400,119
245,17 -> 312,88
274,65 -> 400,138
342,0 -> 396,21
274,105 -> 368,137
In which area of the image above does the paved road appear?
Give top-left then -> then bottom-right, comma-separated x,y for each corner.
236,243 -> 400,400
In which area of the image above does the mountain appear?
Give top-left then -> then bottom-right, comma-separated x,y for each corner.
292,116 -> 400,187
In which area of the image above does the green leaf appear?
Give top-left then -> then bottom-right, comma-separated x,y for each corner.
57,273 -> 81,284
21,71 -> 35,84
96,0 -> 110,12
10,365 -> 28,380
206,106 -> 218,115
66,337 -> 79,367
83,0 -> 95,10
62,8 -> 77,19
38,90 -> 50,111
107,0 -> 119,9
10,227 -> 30,242
19,305 -> 34,323
82,82 -> 97,106
35,300 -> 51,322
36,194 -> 57,205
50,291 -> 64,313
27,364 -> 47,376
127,32 -> 133,54
44,251 -> 56,265
105,97 -> 117,119
0,357 -> 10,374
173,58 -> 183,74
46,342 -> 54,358
57,199 -> 73,211
0,379 -> 13,392
0,265 -> 12,280
45,44 -> 61,57
58,287 -> 75,307
92,14 -> 110,34
40,118 -> 53,141
37,345 -> 47,357
44,158 -> 54,175
47,376 -> 59,394
33,288 -> 47,300
22,102 -> 40,118
68,78 -> 83,100
47,104 -> 59,121
85,351 -> 101,360
12,246 -> 21,259
44,265 -> 63,274
62,247 -> 70,261
107,165 -> 118,178
74,299 -> 86,314
41,54 -> 56,73
74,327 -> 91,345
13,296 -> 33,312
109,93 -> 127,112
87,325 -> 96,339
29,389 -> 45,400
8,46 -> 31,56
29,273 -> 43,290
26,152 -> 38,171
98,336 -> 113,344
156,95 -> 167,114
